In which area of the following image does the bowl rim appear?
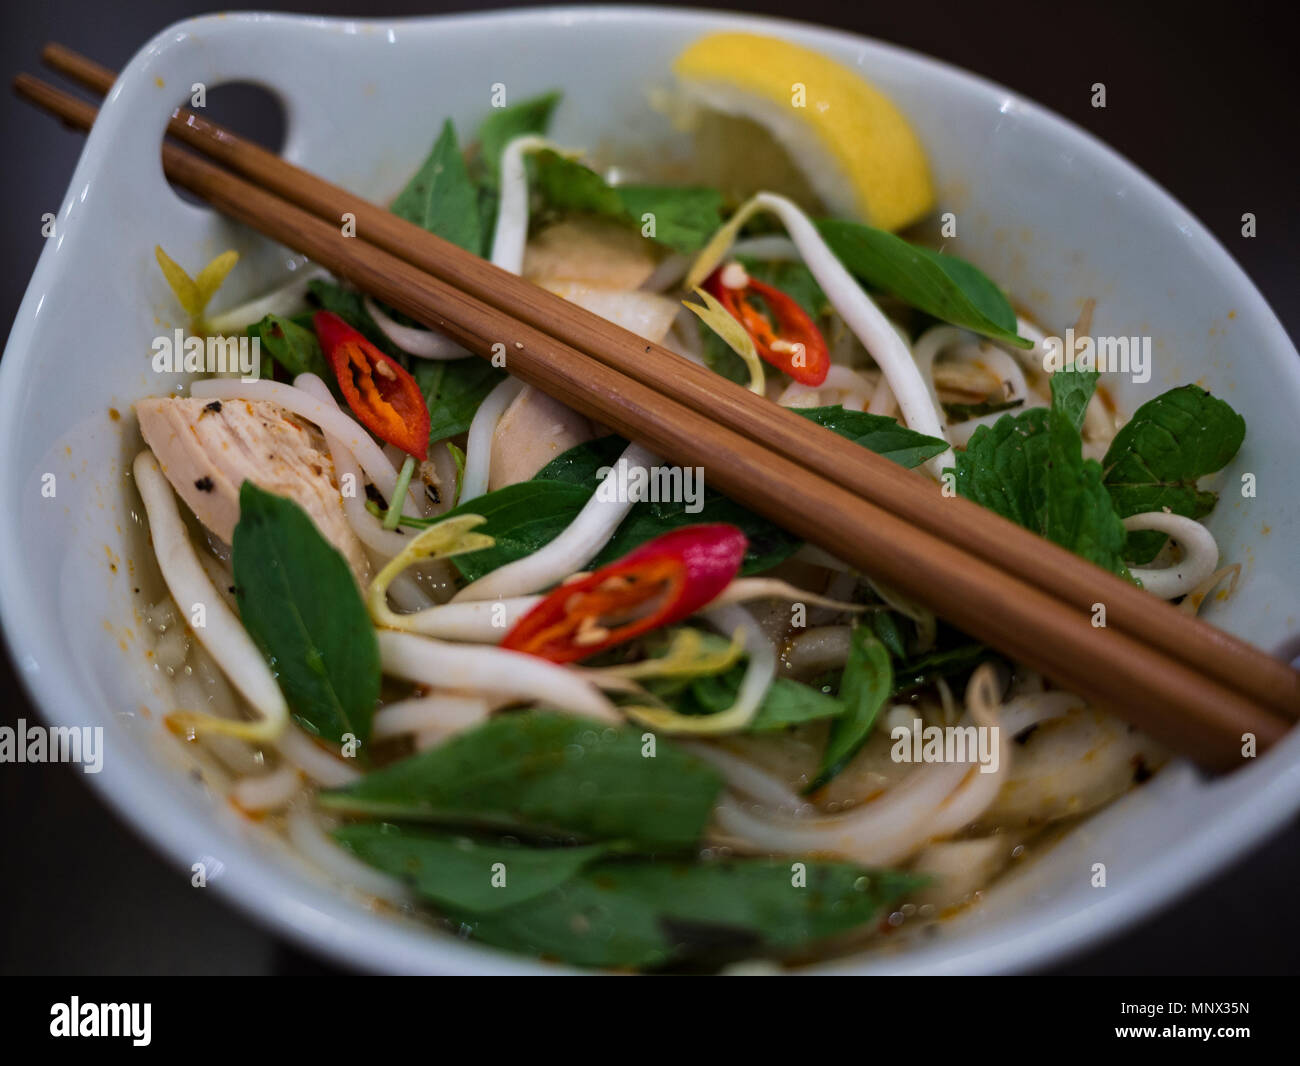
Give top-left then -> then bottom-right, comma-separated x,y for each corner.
2,4 -> 1298,976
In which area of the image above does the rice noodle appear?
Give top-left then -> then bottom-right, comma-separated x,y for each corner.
460,377 -> 526,502
286,809 -> 414,906
1124,512 -> 1219,599
781,625 -> 853,677
712,577 -> 864,613
231,765 -> 303,813
133,451 -> 288,741
372,693 -> 493,743
277,726 -> 361,787
369,594 -> 541,643
711,664 -> 1016,866
681,742 -> 811,813
377,629 -> 620,722
453,441 -> 656,601
491,134 -> 551,274
363,296 -> 471,360
1179,563 -> 1242,616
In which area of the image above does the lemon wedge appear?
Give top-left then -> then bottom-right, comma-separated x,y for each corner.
673,32 -> 934,232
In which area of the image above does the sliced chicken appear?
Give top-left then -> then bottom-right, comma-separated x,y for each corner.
136,396 -> 371,583
487,387 -> 593,490
523,216 -> 661,290
542,282 -> 681,345
484,220 -> 683,492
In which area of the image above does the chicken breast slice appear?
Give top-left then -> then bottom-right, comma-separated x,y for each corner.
523,217 -> 661,290
488,387 -> 594,490
136,396 -> 371,583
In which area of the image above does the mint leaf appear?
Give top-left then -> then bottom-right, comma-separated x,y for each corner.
953,406 -> 1051,529
817,219 -> 1029,347
1042,367 -> 1131,577
1102,385 -> 1246,563
390,120 -> 483,255
232,483 -> 380,744
319,712 -> 723,851
954,370 -> 1129,577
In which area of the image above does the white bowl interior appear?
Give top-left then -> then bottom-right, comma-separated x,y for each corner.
3,7 -> 1299,975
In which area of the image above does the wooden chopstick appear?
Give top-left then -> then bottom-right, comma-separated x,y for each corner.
37,43 -> 1300,727
13,71 -> 1291,770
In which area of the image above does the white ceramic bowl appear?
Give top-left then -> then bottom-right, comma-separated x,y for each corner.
3,7 -> 1298,975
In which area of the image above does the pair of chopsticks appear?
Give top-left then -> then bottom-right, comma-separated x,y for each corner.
16,45 -> 1299,771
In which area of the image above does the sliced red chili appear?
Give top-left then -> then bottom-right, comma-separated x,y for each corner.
313,311 -> 430,459
704,264 -> 830,386
501,524 -> 748,664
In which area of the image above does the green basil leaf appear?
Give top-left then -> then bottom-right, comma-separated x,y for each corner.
436,479 -> 594,582
613,184 -> 726,255
411,357 -> 508,443
390,119 -> 483,255
809,628 -> 892,791
870,610 -> 910,660
232,483 -> 379,744
246,313 -> 331,384
891,643 -> 994,697
791,406 -> 950,469
453,856 -> 924,969
1102,385 -> 1246,563
318,712 -> 723,851
332,823 -> 607,913
475,91 -> 562,186
816,219 -> 1029,347
531,150 -> 723,254
472,91 -> 563,241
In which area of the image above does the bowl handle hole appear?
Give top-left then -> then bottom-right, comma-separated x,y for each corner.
165,82 -> 286,208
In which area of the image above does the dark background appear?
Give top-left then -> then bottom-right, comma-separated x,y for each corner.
2,0 -> 1297,976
